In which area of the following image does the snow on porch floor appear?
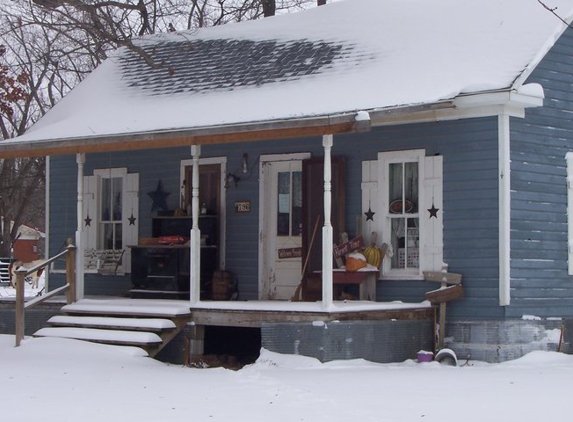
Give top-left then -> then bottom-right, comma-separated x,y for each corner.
62,298 -> 432,315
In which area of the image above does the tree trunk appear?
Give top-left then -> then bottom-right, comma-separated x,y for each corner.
262,0 -> 276,17
318,0 -> 327,5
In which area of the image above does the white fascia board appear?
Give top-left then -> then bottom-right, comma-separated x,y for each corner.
454,88 -> 544,109
370,86 -> 544,127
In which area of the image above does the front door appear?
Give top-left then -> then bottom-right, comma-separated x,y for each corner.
260,156 -> 307,300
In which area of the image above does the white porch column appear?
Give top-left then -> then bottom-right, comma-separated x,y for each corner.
75,153 -> 85,300
190,145 -> 202,305
322,134 -> 334,310
498,113 -> 511,306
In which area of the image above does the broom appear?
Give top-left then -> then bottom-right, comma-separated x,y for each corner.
291,215 -> 321,301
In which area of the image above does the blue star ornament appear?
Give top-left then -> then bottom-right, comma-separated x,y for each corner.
147,180 -> 170,212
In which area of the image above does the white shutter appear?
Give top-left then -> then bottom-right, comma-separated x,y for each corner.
83,175 -> 98,250
420,155 -> 443,271
122,172 -> 139,273
82,174 -> 99,271
361,160 -> 382,246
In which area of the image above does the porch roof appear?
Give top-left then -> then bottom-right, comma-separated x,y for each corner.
1,0 -> 572,158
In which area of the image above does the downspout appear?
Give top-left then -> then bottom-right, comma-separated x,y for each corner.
566,152 -> 573,275
322,134 -> 334,310
498,113 -> 511,306
75,153 -> 85,300
45,157 -> 50,292
189,145 -> 201,305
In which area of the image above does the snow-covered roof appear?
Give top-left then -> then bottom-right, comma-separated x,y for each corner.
1,0 -> 572,157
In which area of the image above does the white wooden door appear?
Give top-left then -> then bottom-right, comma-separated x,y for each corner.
261,160 -> 303,300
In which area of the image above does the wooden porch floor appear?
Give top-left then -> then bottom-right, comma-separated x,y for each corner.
63,298 -> 435,328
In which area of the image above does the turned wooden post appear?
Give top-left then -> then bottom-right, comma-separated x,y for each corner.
66,239 -> 77,304
15,267 -> 27,347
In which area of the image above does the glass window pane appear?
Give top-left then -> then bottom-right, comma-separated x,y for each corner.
292,171 -> 302,236
112,177 -> 123,221
101,178 -> 111,221
277,172 -> 290,236
390,217 -> 419,269
389,163 -> 403,204
114,223 -> 123,249
102,223 -> 113,249
404,162 -> 418,213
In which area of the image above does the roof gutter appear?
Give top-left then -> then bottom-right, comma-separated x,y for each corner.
0,111 -> 371,159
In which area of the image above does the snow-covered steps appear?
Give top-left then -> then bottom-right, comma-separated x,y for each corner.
34,327 -> 163,348
46,315 -> 177,333
34,299 -> 193,358
60,298 -> 192,318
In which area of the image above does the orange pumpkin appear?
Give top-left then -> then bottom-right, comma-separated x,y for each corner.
345,253 -> 367,272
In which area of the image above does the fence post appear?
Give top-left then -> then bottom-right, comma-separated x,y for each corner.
66,239 -> 77,304
15,267 -> 27,347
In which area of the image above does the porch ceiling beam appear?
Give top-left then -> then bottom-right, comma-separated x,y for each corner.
0,112 -> 371,159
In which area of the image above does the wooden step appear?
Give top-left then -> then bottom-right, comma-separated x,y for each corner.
46,315 -> 177,333
34,327 -> 163,348
61,298 -> 192,318
38,298 -> 193,358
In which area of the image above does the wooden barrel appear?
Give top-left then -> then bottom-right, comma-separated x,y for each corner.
211,270 -> 233,300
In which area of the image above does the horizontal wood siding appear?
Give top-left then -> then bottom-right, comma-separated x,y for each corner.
49,117 -> 501,314
507,27 -> 573,318
335,119 -> 502,319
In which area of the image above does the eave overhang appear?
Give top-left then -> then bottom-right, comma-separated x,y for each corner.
0,111 -> 371,159
0,85 -> 545,159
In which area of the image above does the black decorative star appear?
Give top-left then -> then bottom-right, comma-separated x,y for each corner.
128,213 -> 137,226
147,180 -> 170,212
365,207 -> 375,221
428,204 -> 439,218
84,215 -> 92,226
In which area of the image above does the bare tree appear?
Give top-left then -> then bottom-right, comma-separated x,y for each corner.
0,0 -> 320,257
0,43 -> 46,256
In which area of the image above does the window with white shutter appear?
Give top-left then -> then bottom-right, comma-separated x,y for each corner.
361,149 -> 443,279
83,168 -> 139,274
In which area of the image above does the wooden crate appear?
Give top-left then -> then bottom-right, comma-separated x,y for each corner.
211,270 -> 234,300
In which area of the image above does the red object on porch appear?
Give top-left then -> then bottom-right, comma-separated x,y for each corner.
13,239 -> 40,262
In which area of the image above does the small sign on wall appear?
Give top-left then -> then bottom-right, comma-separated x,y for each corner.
278,247 -> 303,259
234,200 -> 251,213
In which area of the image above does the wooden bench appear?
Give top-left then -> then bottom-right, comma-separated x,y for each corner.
84,249 -> 125,275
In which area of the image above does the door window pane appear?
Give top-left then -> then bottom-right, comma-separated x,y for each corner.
277,170 -> 302,237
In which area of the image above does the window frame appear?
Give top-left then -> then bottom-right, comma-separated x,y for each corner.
362,149 -> 443,281
379,149 -> 425,279
83,167 -> 139,274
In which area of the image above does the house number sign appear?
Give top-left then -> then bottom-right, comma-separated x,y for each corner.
234,200 -> 251,212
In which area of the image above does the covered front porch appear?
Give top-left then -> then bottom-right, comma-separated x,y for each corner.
40,297 -> 435,364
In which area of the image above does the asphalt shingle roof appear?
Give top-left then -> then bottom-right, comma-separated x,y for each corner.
119,39 -> 359,95
3,0 -> 572,155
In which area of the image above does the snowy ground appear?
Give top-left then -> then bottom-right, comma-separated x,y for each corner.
1,334 -> 572,422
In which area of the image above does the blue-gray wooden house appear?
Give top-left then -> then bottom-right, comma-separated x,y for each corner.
2,0 -> 573,362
